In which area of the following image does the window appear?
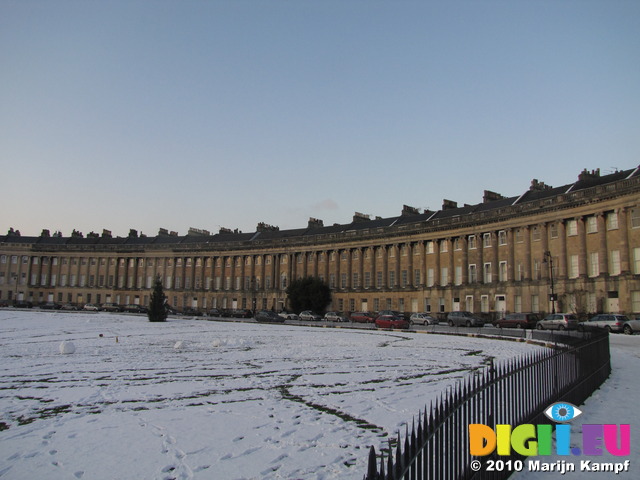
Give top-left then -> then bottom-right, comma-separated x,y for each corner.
481,295 -> 489,313
569,255 -> 579,279
440,267 -> 449,286
631,208 -> 640,229
454,266 -> 462,285
365,271 -> 371,289
609,250 -> 621,276
389,271 -> 396,288
632,291 -> 640,313
498,231 -> 507,246
414,269 -> 421,286
533,260 -> 541,280
516,262 -> 524,282
440,267 -> 448,286
353,273 -> 360,288
531,294 -> 539,313
515,230 -> 523,243
440,241 -> 448,253
32,257 -> 39,265
426,241 -> 435,254
589,252 -> 600,277
499,261 -> 507,282
566,220 -> 578,236
468,264 -> 477,283
401,270 -> 408,288
586,216 -> 597,234
483,263 -> 492,283
483,233 -> 491,248
454,238 -> 461,250
634,248 -> 640,275
514,295 -> 522,313
606,212 -> 619,230
468,235 -> 476,249
341,273 -> 347,289
550,223 -> 559,239
427,268 -> 434,287
531,227 -> 541,242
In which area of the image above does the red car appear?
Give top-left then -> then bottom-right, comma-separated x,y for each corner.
375,314 -> 410,329
350,312 -> 376,323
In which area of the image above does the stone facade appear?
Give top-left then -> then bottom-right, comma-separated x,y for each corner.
1,167 -> 640,318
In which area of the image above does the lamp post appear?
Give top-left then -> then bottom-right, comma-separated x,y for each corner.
543,251 -> 556,314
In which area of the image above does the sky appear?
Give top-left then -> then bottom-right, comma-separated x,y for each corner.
1,0 -> 639,238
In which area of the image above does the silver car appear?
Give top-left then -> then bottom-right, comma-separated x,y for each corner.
537,313 -> 579,331
583,314 -> 629,333
324,311 -> 347,322
623,317 -> 640,335
410,313 -> 439,325
447,311 -> 485,327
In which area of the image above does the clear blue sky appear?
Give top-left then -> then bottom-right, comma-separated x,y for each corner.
1,0 -> 638,238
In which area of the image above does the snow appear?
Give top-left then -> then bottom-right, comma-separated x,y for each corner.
0,310 -> 636,479
511,334 -> 640,479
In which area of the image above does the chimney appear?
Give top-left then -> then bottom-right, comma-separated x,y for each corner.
102,229 -> 112,238
401,205 -> 420,216
442,199 -> 458,210
353,212 -> 371,223
483,190 -> 504,203
307,217 -> 324,228
257,222 -> 279,232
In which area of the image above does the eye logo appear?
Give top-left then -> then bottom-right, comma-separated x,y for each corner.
544,402 -> 582,423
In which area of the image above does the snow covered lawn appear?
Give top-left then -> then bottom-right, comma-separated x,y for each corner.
0,311 -> 543,479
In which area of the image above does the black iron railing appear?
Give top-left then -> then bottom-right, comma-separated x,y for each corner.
364,329 -> 611,480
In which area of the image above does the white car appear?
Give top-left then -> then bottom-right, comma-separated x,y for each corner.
83,303 -> 99,311
278,312 -> 299,320
410,313 -> 439,325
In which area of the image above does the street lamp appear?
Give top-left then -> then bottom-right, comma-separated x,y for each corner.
543,251 -> 556,314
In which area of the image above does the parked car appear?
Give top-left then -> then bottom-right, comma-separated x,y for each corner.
255,310 -> 285,323
227,309 -> 253,318
537,313 -> 579,331
494,313 -> 540,329
375,314 -> 410,329
582,314 -> 629,333
324,311 -> 347,322
0,300 -> 8,307
447,311 -> 485,327
299,310 -> 322,321
207,308 -> 222,317
83,303 -> 99,311
182,307 -> 203,316
623,317 -> 640,335
39,302 -> 61,310
279,312 -> 299,320
15,301 -> 33,308
123,304 -> 146,314
101,303 -> 121,312
61,303 -> 79,311
350,312 -> 376,323
410,313 -> 439,325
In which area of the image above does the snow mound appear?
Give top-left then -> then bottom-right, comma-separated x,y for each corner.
59,341 -> 76,354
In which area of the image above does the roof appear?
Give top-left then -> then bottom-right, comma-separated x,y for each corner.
2,165 -> 638,250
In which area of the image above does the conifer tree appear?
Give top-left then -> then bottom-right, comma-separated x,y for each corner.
148,276 -> 167,322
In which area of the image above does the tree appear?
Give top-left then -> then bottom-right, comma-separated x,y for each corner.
285,276 -> 332,313
148,276 -> 167,322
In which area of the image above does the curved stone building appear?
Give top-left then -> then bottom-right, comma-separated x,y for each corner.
1,166 -> 639,318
